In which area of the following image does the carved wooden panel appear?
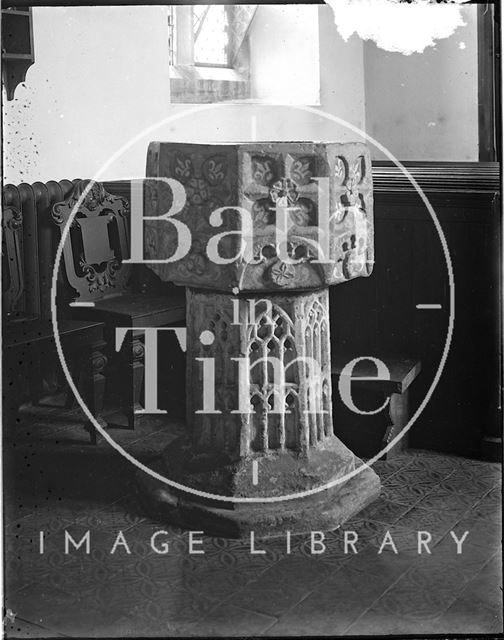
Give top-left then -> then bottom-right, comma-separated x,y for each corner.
52,180 -> 131,303
1,204 -> 24,315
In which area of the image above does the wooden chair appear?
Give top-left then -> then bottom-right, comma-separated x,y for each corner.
52,179 -> 186,440
2,181 -> 107,443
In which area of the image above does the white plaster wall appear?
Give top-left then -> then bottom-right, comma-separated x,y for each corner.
2,5 -> 367,183
318,3 -> 366,137
249,5 -> 320,104
156,5 -> 366,149
2,6 -> 172,184
363,4 -> 479,161
2,3 -> 479,182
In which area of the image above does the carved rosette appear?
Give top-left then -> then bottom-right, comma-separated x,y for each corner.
144,142 -> 374,293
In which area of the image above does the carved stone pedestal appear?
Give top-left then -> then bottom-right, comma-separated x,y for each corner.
138,453 -> 380,538
137,285 -> 381,536
136,141 -> 381,538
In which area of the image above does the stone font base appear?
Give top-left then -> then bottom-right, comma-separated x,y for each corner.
135,438 -> 381,538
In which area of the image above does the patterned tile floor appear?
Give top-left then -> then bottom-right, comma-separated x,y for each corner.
3,403 -> 503,637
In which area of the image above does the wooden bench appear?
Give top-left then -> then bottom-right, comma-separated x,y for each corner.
331,355 -> 422,459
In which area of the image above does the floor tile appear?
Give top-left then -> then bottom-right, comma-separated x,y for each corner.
414,534 -> 497,581
379,482 -> 430,506
451,516 -> 502,550
267,549 -> 411,636
3,616 -> 62,639
3,403 -> 503,638
227,556 -> 333,618
410,492 -> 474,518
344,558 -> 471,635
100,616 -> 182,637
344,609 -> 444,636
336,519 -> 388,551
401,451 -> 461,474
181,604 -> 277,637
388,466 -> 449,485
4,583 -> 79,629
437,471 -> 499,496
351,496 -> 411,525
41,605 -> 129,638
292,530 -> 360,565
414,487 -> 483,512
431,553 -> 503,634
74,494 -> 148,533
393,503 -> 464,537
469,494 -> 502,524
366,523 -> 444,556
125,585 -> 219,626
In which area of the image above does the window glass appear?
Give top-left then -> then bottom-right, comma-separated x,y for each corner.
194,5 -> 229,66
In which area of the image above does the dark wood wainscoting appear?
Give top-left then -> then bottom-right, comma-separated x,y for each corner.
331,162 -> 501,459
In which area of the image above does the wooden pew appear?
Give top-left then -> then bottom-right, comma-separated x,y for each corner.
51,180 -> 186,435
2,181 -> 108,442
